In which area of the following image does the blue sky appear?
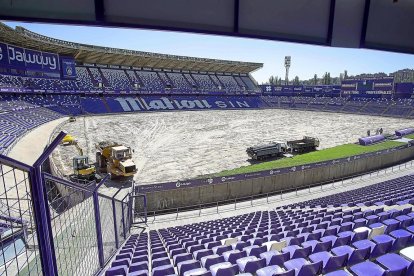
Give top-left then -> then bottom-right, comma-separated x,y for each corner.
5,21 -> 414,84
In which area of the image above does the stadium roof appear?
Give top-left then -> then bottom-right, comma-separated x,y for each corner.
0,23 -> 262,74
0,0 -> 413,55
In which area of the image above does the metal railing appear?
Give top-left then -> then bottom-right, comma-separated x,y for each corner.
0,131 -> 135,276
0,157 -> 42,276
142,160 -> 414,223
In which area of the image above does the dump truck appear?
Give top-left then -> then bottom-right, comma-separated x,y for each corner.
95,141 -> 137,179
246,142 -> 288,160
287,136 -> 319,154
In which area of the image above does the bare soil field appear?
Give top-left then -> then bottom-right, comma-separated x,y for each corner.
51,109 -> 412,184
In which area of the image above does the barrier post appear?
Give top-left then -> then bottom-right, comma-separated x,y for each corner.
112,199 -> 119,248
29,131 -> 68,276
92,190 -> 105,267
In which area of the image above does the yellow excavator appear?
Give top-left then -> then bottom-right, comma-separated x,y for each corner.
61,135 -> 99,182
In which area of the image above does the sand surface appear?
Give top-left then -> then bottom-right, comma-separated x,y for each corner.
49,109 -> 414,184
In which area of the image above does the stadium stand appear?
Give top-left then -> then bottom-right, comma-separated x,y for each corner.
76,67 -> 95,89
0,98 -> 62,154
105,174 -> 414,276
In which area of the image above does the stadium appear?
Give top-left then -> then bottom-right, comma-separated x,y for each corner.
1,1 -> 414,275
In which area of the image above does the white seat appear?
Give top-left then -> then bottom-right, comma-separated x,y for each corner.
400,246 -> 414,261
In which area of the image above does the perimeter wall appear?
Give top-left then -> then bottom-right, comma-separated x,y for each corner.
139,144 -> 414,213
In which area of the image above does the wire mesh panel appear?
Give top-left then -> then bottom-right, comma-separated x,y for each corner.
97,196 -> 117,261
113,196 -> 130,247
45,177 -> 101,276
0,163 -> 42,275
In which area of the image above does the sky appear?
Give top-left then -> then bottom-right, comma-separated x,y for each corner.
5,21 -> 414,84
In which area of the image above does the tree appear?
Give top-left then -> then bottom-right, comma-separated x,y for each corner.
344,70 -> 348,79
313,74 -> 318,85
327,72 -> 331,85
268,76 -> 274,85
293,76 -> 300,85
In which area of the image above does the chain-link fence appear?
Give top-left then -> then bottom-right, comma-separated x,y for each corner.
0,160 -> 42,276
0,132 -> 137,276
44,174 -> 101,276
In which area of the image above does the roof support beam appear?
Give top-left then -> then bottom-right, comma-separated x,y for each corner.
360,0 -> 371,48
326,0 -> 336,45
233,0 -> 239,33
94,0 -> 105,22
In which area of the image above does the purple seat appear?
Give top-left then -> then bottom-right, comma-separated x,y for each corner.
256,265 -> 294,276
174,253 -> 193,265
349,261 -> 389,276
339,222 -> 354,232
106,265 -> 127,276
201,255 -> 225,270
112,258 -> 130,268
128,261 -> 149,273
183,268 -> 210,276
152,257 -> 170,268
309,251 -> 347,273
233,242 -> 249,251
213,245 -> 232,255
302,231 -> 322,241
282,245 -> 311,259
283,258 -> 322,276
131,256 -> 148,264
116,253 -> 132,261
352,239 -> 392,258
301,240 -> 331,253
171,248 -> 187,258
151,247 -> 166,254
331,245 -> 370,266
210,262 -> 239,276
241,257 -> 266,274
396,215 -> 413,228
206,241 -> 221,249
178,260 -> 201,276
248,238 -> 264,246
260,251 -> 290,266
283,236 -> 304,246
194,249 -> 213,260
153,264 -> 175,276
389,229 -> 412,250
243,245 -> 266,258
223,250 -> 247,264
320,235 -> 350,248
376,253 -> 414,275
127,269 -> 148,276
152,251 -> 168,260
189,245 -> 205,253
382,219 -> 400,234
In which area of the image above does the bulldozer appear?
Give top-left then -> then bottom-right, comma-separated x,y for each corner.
61,134 -> 99,182
95,141 -> 137,180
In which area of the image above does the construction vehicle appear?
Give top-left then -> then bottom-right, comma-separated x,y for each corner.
287,136 -> 319,154
246,142 -> 288,160
60,134 -> 99,182
95,141 -> 137,179
61,134 -> 77,145
70,155 -> 98,182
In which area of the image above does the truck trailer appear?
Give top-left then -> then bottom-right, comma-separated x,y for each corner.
246,142 -> 288,160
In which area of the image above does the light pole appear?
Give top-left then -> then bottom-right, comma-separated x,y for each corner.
284,56 -> 291,85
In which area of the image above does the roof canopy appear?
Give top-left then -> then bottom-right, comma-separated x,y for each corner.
0,0 -> 413,54
0,23 -> 262,74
